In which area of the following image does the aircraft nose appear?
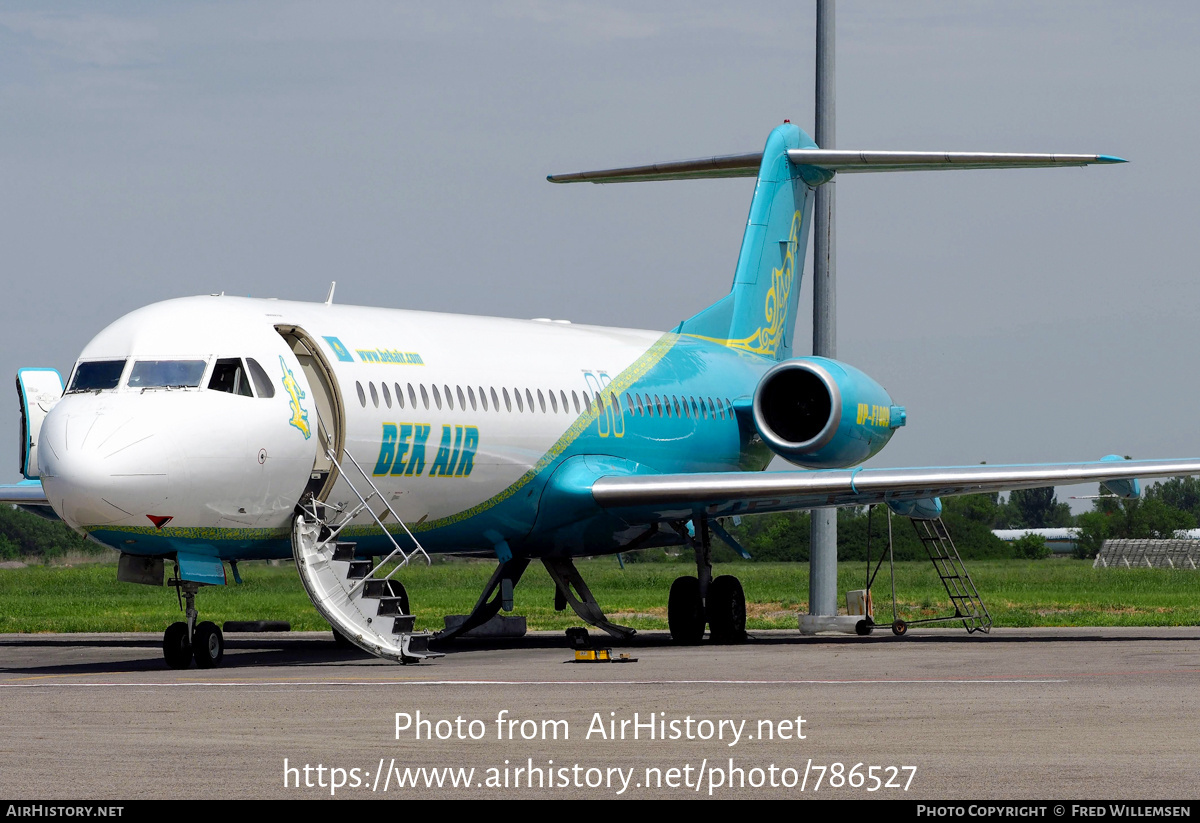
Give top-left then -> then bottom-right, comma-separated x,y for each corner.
38,403 -> 169,529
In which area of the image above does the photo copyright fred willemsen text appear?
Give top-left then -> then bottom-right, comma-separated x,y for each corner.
282,710 -> 916,796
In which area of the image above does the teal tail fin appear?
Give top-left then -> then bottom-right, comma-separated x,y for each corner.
547,121 -> 1121,362
678,123 -> 819,361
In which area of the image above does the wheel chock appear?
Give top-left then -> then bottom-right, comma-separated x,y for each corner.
569,648 -> 638,664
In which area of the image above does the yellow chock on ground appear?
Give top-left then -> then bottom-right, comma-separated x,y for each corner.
570,649 -> 638,663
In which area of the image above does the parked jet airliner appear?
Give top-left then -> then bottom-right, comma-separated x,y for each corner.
9,122 -> 1199,669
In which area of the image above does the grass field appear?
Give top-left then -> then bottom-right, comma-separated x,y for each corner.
1,558 -> 1198,634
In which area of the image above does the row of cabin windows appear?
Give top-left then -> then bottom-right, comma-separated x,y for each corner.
354,380 -> 734,421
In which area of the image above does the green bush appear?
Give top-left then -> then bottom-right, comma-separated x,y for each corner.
1012,533 -> 1051,560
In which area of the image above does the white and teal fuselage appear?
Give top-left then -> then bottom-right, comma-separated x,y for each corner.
39,295 -> 778,567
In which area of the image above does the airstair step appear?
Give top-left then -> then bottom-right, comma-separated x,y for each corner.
332,543 -> 358,562
346,560 -> 373,580
362,579 -> 404,599
391,615 -> 416,634
405,634 -> 431,654
377,597 -> 407,616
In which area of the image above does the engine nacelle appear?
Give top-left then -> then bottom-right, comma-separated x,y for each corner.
751,357 -> 905,469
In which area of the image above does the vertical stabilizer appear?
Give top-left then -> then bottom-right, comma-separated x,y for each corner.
549,125 -> 1121,361
679,123 -> 820,361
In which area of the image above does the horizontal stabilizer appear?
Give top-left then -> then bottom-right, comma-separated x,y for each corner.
548,153 -> 761,184
785,150 -> 1126,173
548,149 -> 1123,184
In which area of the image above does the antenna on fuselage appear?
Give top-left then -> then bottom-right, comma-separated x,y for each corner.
324,281 -> 336,305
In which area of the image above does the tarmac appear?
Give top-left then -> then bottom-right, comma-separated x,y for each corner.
1,626 -> 1198,799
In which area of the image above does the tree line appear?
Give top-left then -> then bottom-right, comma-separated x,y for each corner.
7,476 -> 1200,565
657,477 -> 1200,564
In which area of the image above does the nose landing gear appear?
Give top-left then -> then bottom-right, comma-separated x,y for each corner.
162,579 -> 225,669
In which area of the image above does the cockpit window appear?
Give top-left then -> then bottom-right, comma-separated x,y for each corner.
129,360 -> 207,389
246,358 -> 275,398
208,358 -> 253,397
67,360 -> 126,393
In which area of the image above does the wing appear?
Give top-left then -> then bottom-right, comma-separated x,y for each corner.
589,458 -> 1200,521
0,480 -> 49,505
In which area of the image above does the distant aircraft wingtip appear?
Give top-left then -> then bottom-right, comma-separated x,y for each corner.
1097,155 -> 1128,164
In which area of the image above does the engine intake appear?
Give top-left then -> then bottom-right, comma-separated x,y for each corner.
752,358 -> 905,469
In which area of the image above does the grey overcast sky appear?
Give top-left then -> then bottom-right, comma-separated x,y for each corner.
3,2 -> 1198,508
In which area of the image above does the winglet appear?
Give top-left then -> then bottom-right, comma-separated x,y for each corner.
1099,454 -> 1141,499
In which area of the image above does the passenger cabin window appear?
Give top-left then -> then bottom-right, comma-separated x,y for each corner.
131,360 -> 207,390
67,359 -> 126,393
209,359 -> 253,396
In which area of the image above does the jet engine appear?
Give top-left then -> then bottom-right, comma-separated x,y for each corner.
751,357 -> 905,469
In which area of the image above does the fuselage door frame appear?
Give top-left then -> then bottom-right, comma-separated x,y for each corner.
275,325 -> 346,502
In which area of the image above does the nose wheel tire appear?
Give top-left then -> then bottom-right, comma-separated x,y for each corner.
163,622 -> 192,669
668,576 -> 705,645
891,620 -> 908,637
707,575 -> 746,644
193,621 -> 225,668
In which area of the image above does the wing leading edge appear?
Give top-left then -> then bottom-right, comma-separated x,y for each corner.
590,459 -> 1200,521
0,480 -> 49,505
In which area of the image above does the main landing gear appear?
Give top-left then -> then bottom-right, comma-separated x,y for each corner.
434,555 -> 636,643
668,515 -> 746,645
162,579 -> 224,669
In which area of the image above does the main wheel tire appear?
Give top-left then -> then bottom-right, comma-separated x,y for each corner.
855,619 -> 874,637
193,621 -> 224,668
668,576 -> 705,645
707,575 -> 747,644
163,621 -> 192,669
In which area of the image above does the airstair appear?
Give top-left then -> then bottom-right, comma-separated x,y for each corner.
292,447 -> 442,663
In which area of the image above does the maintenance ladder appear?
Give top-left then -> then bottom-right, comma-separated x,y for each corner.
908,517 -> 992,634
864,509 -> 992,635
